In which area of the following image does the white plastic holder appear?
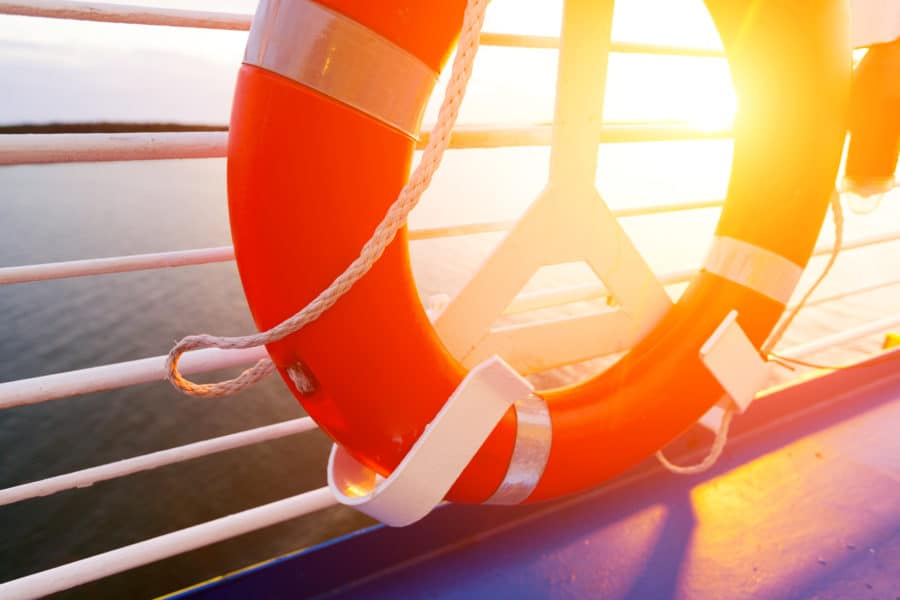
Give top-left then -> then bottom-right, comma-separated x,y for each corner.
850,0 -> 900,47
327,355 -> 533,527
697,310 -> 770,432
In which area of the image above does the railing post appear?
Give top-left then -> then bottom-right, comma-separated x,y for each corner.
548,0 -> 616,188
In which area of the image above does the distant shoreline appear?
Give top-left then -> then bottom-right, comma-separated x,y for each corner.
0,122 -> 228,134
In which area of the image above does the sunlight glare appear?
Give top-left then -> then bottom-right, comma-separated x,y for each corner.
482,0 -> 737,129
682,77 -> 737,131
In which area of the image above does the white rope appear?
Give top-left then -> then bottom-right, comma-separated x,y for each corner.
762,191 -> 845,357
656,401 -> 734,475
166,0 -> 490,398
657,191 -> 845,474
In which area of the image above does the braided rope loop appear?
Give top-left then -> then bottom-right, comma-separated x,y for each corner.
657,192 -> 845,475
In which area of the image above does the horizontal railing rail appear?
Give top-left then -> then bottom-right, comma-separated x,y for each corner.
0,131 -> 226,165
480,33 -> 726,56
507,229 -> 900,314
0,124 -> 733,166
0,417 -> 316,507
410,199 -> 726,241
0,246 -> 234,284
0,2 -> 726,58
505,272 -> 900,316
796,275 -> 900,310
417,123 -> 733,148
0,200 -> 726,286
777,313 -> 900,359
0,0 -> 252,29
4,224 -> 897,311
0,346 -> 267,410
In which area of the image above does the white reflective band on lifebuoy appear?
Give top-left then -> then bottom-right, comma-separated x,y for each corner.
703,236 -> 803,305
327,356 -> 533,527
244,0 -> 438,139
485,393 -> 551,505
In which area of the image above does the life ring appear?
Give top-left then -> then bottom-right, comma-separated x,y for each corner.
227,0 -> 849,504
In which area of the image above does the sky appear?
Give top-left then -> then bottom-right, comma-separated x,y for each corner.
0,0 -> 736,127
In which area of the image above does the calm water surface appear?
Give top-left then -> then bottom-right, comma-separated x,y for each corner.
0,159 -> 374,599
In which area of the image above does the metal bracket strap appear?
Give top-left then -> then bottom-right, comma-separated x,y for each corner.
697,310 -> 770,431
327,356 -> 535,526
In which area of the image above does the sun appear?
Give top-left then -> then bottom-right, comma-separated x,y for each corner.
676,64 -> 738,131
477,0 -> 738,130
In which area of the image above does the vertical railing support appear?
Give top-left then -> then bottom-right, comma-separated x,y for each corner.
548,0 -> 616,187
434,0 -> 672,372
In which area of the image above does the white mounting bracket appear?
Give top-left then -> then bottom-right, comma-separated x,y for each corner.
697,310 -> 770,431
850,0 -> 900,47
327,356 -> 533,527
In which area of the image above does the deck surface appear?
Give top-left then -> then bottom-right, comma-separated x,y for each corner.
175,354 -> 900,600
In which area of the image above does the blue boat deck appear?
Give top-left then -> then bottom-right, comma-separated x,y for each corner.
174,351 -> 900,599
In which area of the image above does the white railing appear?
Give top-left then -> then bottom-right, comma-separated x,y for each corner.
0,346 -> 268,409
0,417 -> 316,507
0,1 -> 725,58
0,131 -> 227,165
1,1 -> 898,598
777,313 -> 900,359
508,228 -> 900,314
3,226 -> 897,312
0,202 -> 721,286
0,246 -> 235,284
0,124 -> 732,166
0,0 -> 252,29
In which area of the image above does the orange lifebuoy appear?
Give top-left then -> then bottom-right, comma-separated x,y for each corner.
844,38 -> 900,198
228,0 -> 850,504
